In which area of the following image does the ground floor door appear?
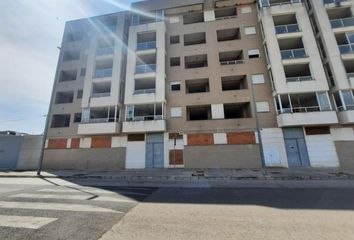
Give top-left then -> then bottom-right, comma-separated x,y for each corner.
0,136 -> 22,170
145,133 -> 164,168
283,128 -> 310,168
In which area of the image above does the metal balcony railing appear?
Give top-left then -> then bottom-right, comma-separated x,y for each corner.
134,88 -> 156,94
275,24 -> 300,34
220,60 -> 244,65
94,68 -> 112,78
330,17 -> 354,28
281,48 -> 307,59
126,115 -> 163,122
137,41 -> 156,51
286,76 -> 312,82
135,64 -> 156,74
278,106 -> 323,114
96,47 -> 114,56
337,105 -> 354,111
338,44 -> 354,54
261,0 -> 301,7
91,92 -> 110,98
81,117 -> 116,124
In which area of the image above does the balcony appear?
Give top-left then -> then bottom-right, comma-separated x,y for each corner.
184,32 -> 206,46
123,103 -> 165,133
135,64 -> 156,74
185,54 -> 208,69
331,17 -> 354,28
219,50 -> 244,65
276,92 -> 338,126
134,77 -> 156,95
94,68 -> 112,78
217,28 -> 240,42
284,64 -> 313,82
260,0 -> 301,7
214,7 -> 237,20
185,78 -> 209,94
275,24 -> 300,34
183,12 -> 204,25
333,90 -> 354,124
96,47 -> 114,56
78,107 -> 120,134
324,0 -> 352,8
137,41 -> 156,51
338,44 -> 354,54
131,10 -> 164,26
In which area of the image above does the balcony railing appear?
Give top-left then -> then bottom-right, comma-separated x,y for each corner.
137,41 -> 156,51
278,106 -> 322,114
135,64 -> 156,74
91,92 -> 110,98
281,48 -> 307,59
94,68 -> 112,78
220,60 -> 244,65
286,76 -> 313,82
338,105 -> 354,111
96,47 -> 114,56
215,15 -> 237,20
81,117 -> 116,124
261,0 -> 301,7
126,115 -> 163,121
330,17 -> 354,28
338,44 -> 354,54
134,88 -> 156,94
347,73 -> 354,79
275,24 -> 300,34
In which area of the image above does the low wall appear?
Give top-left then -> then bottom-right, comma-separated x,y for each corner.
43,148 -> 126,171
184,144 -> 261,169
335,141 -> 354,169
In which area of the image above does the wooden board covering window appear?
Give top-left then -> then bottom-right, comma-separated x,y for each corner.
305,127 -> 330,135
169,150 -> 184,165
169,132 -> 183,139
127,134 -> 145,141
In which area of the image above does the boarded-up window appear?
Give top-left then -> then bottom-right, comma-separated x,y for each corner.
47,138 -> 67,149
71,138 -> 80,149
169,132 -> 183,139
91,136 -> 111,148
227,132 -> 256,144
169,150 -> 184,165
127,134 -> 145,141
187,133 -> 214,145
305,127 -> 330,135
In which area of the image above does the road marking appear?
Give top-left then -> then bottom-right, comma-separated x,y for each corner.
0,215 -> 57,229
9,193 -> 136,203
10,193 -> 91,201
0,201 -> 121,213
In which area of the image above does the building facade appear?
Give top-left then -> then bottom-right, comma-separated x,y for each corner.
43,0 -> 354,170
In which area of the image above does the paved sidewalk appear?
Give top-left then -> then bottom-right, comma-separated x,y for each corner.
1,168 -> 354,182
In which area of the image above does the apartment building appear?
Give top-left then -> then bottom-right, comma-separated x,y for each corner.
43,0 -> 354,170
258,0 -> 354,168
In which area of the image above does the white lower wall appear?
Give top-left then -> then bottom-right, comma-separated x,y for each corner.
305,134 -> 339,168
261,128 -> 288,168
125,141 -> 145,169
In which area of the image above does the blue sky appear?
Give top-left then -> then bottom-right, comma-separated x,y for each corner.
0,0 -> 139,134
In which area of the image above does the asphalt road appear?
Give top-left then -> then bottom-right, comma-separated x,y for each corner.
1,177 -> 354,240
0,178 -> 156,240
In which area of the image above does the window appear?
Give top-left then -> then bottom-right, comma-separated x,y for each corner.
187,105 -> 211,120
252,74 -> 265,84
244,26 -> 256,35
170,57 -> 180,67
55,91 -> 74,104
248,49 -> 260,58
62,51 -> 80,61
51,114 -> 70,128
59,70 -> 77,82
185,78 -> 209,93
170,35 -> 180,44
241,6 -> 252,14
171,107 -> 182,118
80,68 -> 86,77
224,103 -> 251,119
77,90 -> 83,99
256,102 -> 270,113
171,82 -> 181,91
74,113 -> 82,123
222,75 -> 247,90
